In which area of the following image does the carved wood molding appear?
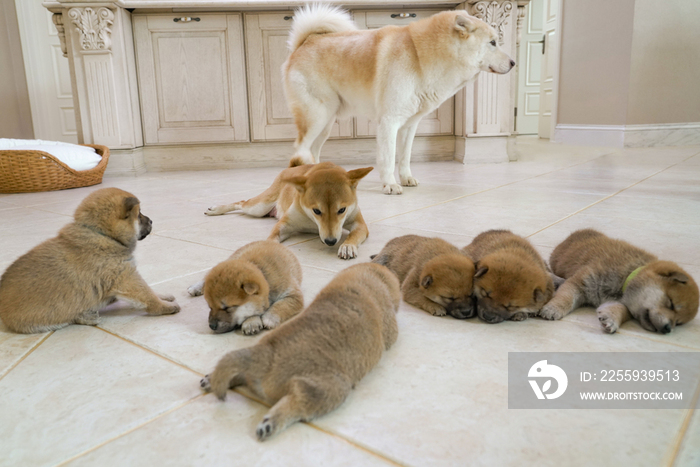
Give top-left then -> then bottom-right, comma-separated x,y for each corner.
468,1 -> 513,46
51,14 -> 67,57
68,7 -> 115,51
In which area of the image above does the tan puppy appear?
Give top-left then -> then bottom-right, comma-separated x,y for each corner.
541,229 -> 699,334
200,262 -> 400,441
204,162 -> 372,260
187,240 -> 303,335
0,188 -> 179,334
463,230 -> 554,324
371,235 -> 475,318
284,5 -> 514,194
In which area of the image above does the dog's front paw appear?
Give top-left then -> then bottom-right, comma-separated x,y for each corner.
597,310 -> 619,334
510,312 -> 528,321
205,205 -> 227,216
539,303 -> 565,320
256,416 -> 277,442
382,184 -> 403,195
159,301 -> 181,315
242,316 -> 263,335
187,281 -> 205,297
200,374 -> 212,392
159,293 -> 176,302
261,313 -> 281,330
423,303 -> 447,317
400,176 -> 419,187
338,243 -> 358,260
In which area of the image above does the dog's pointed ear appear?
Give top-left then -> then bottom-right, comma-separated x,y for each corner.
281,175 -> 307,193
123,197 -> 140,217
420,274 -> 433,289
660,270 -> 689,284
454,14 -> 476,36
242,282 -> 259,295
347,167 -> 373,188
474,265 -> 489,278
533,287 -> 545,303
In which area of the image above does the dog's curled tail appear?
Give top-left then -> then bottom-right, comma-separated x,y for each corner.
287,3 -> 357,52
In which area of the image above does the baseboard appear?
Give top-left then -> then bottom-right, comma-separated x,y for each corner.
554,123 -> 700,148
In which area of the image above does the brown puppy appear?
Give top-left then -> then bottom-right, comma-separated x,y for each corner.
463,230 -> 554,323
187,240 -> 303,335
541,229 -> 699,334
0,188 -> 179,334
371,235 -> 475,318
200,262 -> 400,441
204,162 -> 372,260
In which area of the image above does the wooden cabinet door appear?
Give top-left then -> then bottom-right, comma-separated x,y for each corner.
134,14 -> 249,144
244,13 -> 353,142
353,10 -> 454,138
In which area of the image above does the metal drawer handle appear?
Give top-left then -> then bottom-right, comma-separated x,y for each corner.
284,16 -> 293,20
391,13 -> 416,19
173,17 -> 200,23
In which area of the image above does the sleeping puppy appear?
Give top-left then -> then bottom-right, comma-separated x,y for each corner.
463,230 -> 554,323
200,262 -> 400,441
541,229 -> 699,334
188,240 -> 303,335
0,188 -> 179,333
371,235 -> 475,318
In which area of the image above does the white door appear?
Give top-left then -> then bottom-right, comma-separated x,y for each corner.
14,0 -> 77,143
537,0 -> 558,139
515,0 -> 544,135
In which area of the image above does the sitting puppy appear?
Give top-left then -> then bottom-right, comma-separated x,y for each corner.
463,229 -> 554,323
0,188 -> 179,333
188,240 -> 303,335
540,229 -> 699,334
204,161 -> 372,260
201,262 -> 400,441
371,235 -> 475,318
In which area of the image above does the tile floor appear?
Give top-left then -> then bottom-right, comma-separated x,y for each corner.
1,137 -> 699,467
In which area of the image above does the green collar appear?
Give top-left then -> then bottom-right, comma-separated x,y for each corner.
622,266 -> 645,293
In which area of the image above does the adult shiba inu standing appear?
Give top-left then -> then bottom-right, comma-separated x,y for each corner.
541,229 -> 699,334
284,4 -> 514,195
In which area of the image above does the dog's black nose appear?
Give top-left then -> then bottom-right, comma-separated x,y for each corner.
661,323 -> 672,334
324,238 -> 337,246
209,322 -> 218,331
510,59 -> 516,67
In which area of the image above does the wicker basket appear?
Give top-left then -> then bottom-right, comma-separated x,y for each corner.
0,144 -> 110,194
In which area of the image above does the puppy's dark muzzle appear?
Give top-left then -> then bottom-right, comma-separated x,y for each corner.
447,298 -> 476,319
138,214 -> 153,240
477,303 -> 505,324
209,319 -> 235,334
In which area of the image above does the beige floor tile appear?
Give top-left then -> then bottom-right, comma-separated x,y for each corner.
0,326 -> 200,467
65,393 -> 397,467
0,322 -> 48,378
675,403 -> 700,467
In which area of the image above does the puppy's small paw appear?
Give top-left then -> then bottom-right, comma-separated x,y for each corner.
200,374 -> 212,391
256,416 -> 276,442
187,281 -> 204,297
382,184 -> 403,195
338,243 -> 358,260
400,175 -> 419,187
205,205 -> 226,216
261,313 -> 281,330
597,312 -> 619,334
242,316 -> 263,335
158,302 -> 180,315
159,293 -> 176,302
539,304 -> 564,320
510,312 -> 528,321
424,303 -> 447,317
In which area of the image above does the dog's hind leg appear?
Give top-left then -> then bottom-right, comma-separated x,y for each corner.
309,118 -> 336,163
261,287 -> 304,330
202,348 -> 259,400
376,117 -> 404,195
256,375 -> 351,441
397,120 -> 420,187
205,184 -> 279,217
289,92 -> 338,166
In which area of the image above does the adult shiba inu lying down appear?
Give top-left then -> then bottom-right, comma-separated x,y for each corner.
462,230 -> 554,324
187,240 -> 303,335
541,229 -> 699,334
205,162 -> 372,260
284,5 -> 514,194
201,262 -> 400,441
371,235 -> 475,319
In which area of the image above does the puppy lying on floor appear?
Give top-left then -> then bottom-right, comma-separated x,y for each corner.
204,162 -> 372,260
188,240 -> 303,335
0,188 -> 179,333
201,262 -> 400,441
462,230 -> 554,323
371,235 -> 475,318
540,229 -> 699,334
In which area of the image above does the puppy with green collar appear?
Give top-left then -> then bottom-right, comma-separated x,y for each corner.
540,229 -> 698,334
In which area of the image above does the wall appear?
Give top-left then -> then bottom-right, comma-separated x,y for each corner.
0,0 -> 33,139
